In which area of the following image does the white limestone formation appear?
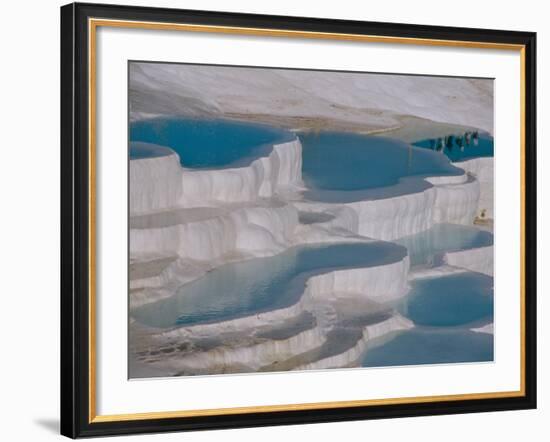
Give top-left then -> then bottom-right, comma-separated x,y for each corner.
455,157 -> 494,219
295,172 -> 480,241
444,245 -> 494,276
471,323 -> 494,334
306,258 -> 410,304
130,63 -> 494,134
156,327 -> 327,374
130,153 -> 182,215
179,138 -> 303,207
130,138 -> 302,216
431,176 -> 480,225
408,265 -> 468,281
130,203 -> 298,261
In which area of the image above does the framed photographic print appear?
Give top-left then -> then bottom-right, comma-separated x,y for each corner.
60,2 -> 537,438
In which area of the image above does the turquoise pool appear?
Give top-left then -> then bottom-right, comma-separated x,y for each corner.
395,223 -> 493,267
400,272 -> 493,327
300,132 -> 463,202
131,241 -> 406,328
361,270 -> 494,367
130,117 -> 294,168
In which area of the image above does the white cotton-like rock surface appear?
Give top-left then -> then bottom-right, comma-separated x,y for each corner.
455,157 -> 494,219
130,153 -> 182,215
471,323 -> 494,334
306,257 -> 410,304
295,172 -> 480,241
179,138 -> 303,206
130,138 -> 303,215
157,326 -> 327,374
130,62 -> 493,134
130,204 -> 299,261
444,245 -> 494,276
432,176 -> 480,225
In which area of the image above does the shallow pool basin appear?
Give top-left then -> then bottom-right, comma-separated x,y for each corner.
361,328 -> 493,368
300,131 -> 463,202
395,223 -> 493,267
130,117 -> 294,169
131,241 -> 406,328
400,272 -> 493,327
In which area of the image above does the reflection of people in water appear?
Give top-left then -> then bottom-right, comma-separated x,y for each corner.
473,130 -> 479,146
424,130 -> 483,157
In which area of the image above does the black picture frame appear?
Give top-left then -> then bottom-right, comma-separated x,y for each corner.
61,2 -> 537,438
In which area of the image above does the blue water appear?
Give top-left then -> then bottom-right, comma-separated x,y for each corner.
361,329 -> 493,367
413,133 -> 494,162
300,132 -> 462,202
400,272 -> 493,327
132,241 -> 406,328
130,117 -> 294,168
361,259 -> 494,367
395,223 -> 493,267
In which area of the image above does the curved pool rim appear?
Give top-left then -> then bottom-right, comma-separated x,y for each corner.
130,116 -> 297,170
131,240 -> 408,329
300,131 -> 465,203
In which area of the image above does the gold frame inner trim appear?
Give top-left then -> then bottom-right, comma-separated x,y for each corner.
88,18 -> 527,424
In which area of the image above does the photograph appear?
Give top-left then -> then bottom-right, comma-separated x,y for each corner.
128,62 -> 495,378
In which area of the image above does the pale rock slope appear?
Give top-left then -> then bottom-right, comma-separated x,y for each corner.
130,63 -> 493,134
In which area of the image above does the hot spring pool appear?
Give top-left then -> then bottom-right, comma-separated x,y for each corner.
130,120 -> 468,204
131,241 -> 406,328
395,223 -> 493,267
130,117 -> 294,168
400,272 -> 493,327
300,132 -> 463,202
361,270 -> 494,367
